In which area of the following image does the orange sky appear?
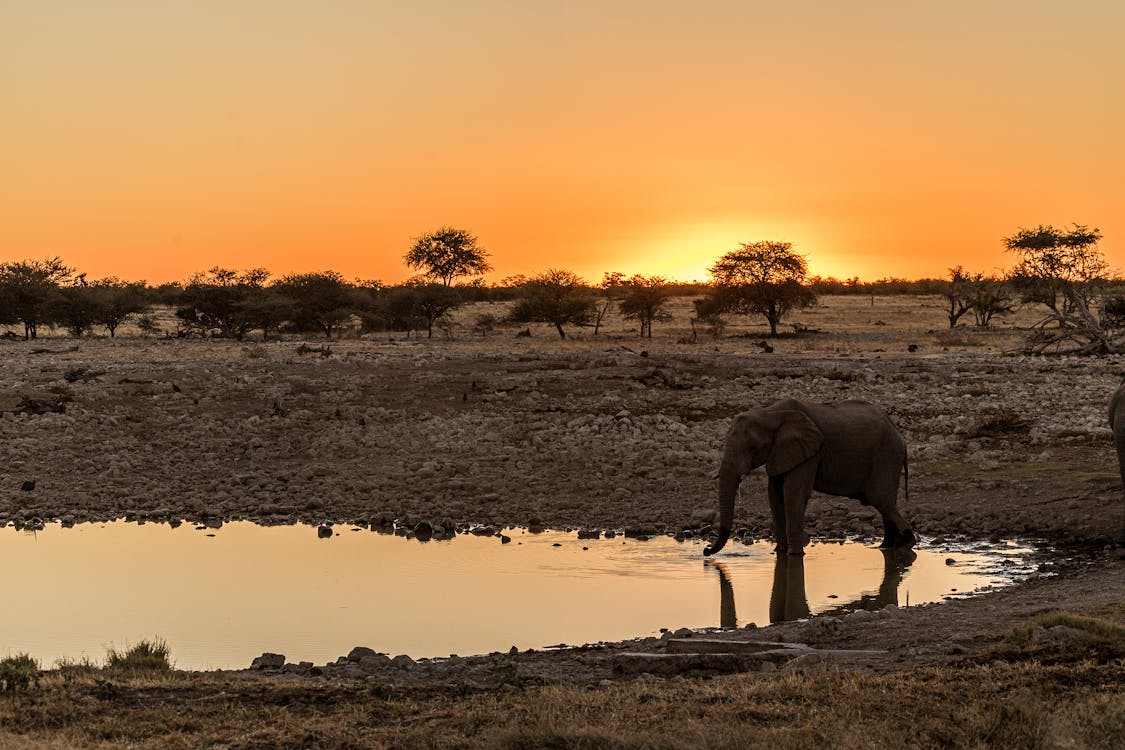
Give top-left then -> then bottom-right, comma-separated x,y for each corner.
3,1 -> 1123,284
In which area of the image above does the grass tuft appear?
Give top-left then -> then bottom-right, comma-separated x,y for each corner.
1008,609 -> 1125,647
105,638 -> 173,673
0,653 -> 40,692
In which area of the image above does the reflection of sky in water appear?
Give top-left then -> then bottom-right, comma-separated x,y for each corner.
1,523 -> 1037,670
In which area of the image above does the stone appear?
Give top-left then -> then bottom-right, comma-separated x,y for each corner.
673,627 -> 694,638
19,480 -> 35,492
784,652 -> 824,671
846,609 -> 875,623
347,646 -> 377,662
250,652 -> 286,670
814,617 -> 844,637
359,654 -> 392,669
317,524 -> 333,538
391,654 -> 416,668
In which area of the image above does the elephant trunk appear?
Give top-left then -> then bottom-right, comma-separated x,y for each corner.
703,469 -> 741,556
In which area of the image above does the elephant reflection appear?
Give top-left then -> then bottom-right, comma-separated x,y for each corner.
707,547 -> 918,626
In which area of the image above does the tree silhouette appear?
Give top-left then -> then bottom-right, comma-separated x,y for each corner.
707,241 -> 816,336
0,257 -> 73,339
405,227 -> 491,287
508,269 -> 596,339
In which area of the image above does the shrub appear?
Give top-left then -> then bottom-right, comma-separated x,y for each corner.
0,653 -> 40,692
105,638 -> 173,672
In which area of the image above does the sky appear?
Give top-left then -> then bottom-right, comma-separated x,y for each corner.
2,1 -> 1123,285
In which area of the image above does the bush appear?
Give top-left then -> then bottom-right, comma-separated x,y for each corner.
0,653 -> 40,692
105,638 -> 173,673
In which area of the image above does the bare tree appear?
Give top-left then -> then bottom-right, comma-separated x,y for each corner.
593,271 -> 625,335
942,267 -> 974,328
966,274 -> 1015,328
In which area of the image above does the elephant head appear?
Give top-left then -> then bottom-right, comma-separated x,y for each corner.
703,409 -> 822,556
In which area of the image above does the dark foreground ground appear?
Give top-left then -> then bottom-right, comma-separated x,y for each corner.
1,310 -> 1123,747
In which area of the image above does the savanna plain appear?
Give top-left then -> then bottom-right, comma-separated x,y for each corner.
1,295 -> 1123,749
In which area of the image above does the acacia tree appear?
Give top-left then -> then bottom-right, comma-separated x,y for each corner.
273,271 -> 355,338
508,269 -> 596,339
50,275 -> 100,337
1004,224 -> 1123,353
0,257 -> 73,339
617,275 -> 672,338
1006,224 -> 1105,318
90,278 -> 149,337
706,241 -> 816,336
176,267 -> 270,339
405,227 -> 491,287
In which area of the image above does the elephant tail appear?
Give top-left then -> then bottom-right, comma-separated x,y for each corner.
902,455 -> 909,505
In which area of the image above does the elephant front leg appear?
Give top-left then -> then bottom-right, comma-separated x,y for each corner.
768,475 -> 787,553
782,467 -> 815,555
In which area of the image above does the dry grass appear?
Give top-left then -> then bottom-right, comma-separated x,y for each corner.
0,646 -> 1120,749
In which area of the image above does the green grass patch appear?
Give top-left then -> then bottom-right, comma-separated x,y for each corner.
1008,609 -> 1125,648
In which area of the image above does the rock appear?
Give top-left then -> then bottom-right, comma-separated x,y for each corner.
992,660 -> 1012,671
391,654 -> 416,669
359,654 -> 392,669
673,627 -> 694,638
813,617 -> 844,637
251,653 -> 286,670
19,480 -> 35,492
413,521 -> 433,541
500,534 -> 511,544
783,653 -> 824,671
317,524 -> 333,538
347,646 -> 377,662
846,609 -> 875,623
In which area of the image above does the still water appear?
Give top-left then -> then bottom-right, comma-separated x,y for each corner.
0,521 -> 1036,670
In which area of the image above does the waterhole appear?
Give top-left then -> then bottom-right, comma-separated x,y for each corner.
2,522 -> 1039,670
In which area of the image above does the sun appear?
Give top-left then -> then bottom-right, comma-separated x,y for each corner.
614,218 -> 843,283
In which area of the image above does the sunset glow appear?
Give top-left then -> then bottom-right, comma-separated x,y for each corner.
3,1 -> 1122,284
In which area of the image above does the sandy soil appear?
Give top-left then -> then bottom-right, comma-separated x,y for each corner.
1,295 -> 1122,681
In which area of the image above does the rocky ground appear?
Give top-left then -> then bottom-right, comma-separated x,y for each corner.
1,296 -> 1122,683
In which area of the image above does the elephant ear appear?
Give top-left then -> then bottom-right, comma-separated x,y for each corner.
766,411 -> 823,476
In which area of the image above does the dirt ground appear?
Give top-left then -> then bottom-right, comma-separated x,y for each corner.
1,295 -> 1122,737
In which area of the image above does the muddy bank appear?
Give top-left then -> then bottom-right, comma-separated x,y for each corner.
0,337 -> 1121,548
234,553 -> 1123,687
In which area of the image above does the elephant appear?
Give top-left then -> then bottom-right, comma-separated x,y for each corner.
703,398 -> 914,557
1108,384 -> 1125,540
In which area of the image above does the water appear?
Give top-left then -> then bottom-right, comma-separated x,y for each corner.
0,521 -> 1037,670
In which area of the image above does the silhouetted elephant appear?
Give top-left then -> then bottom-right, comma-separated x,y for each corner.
704,399 -> 914,557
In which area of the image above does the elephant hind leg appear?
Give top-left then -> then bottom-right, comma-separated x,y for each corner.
878,508 -> 915,548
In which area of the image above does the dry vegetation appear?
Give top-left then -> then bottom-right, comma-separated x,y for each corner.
1,295 -> 1122,748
